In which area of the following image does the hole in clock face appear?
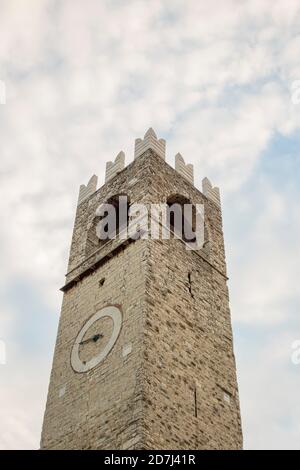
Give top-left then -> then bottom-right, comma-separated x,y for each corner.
78,316 -> 114,364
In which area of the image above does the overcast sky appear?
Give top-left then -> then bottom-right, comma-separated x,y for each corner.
0,0 -> 300,450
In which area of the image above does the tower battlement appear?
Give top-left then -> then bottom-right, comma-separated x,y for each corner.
78,174 -> 98,205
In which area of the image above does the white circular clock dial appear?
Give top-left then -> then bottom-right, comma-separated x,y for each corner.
71,305 -> 122,373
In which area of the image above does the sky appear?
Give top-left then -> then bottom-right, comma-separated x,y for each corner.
0,0 -> 300,450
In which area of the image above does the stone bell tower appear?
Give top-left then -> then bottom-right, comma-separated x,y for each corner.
41,128 -> 243,450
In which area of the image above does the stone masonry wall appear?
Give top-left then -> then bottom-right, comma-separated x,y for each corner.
41,149 -> 242,449
41,239 -> 147,449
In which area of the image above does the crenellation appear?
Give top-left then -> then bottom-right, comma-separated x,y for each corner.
134,128 -> 166,160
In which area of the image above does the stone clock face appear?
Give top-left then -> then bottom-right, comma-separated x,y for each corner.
71,305 -> 122,373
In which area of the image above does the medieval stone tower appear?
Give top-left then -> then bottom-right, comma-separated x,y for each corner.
41,129 -> 243,450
